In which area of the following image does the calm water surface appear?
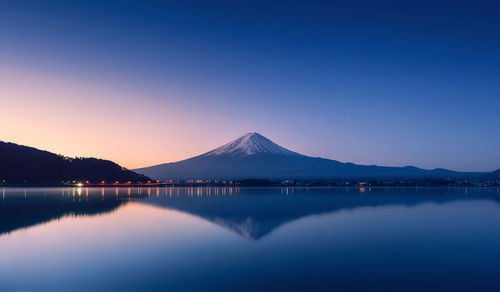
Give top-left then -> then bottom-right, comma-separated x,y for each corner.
1,187 -> 500,291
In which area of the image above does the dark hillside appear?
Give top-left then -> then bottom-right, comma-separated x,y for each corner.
0,141 -> 150,185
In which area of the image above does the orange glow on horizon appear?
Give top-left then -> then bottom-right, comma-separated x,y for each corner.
0,65 -> 256,169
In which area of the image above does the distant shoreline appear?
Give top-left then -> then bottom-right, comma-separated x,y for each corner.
2,179 -> 499,188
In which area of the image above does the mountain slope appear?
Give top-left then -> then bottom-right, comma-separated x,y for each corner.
485,169 -> 500,179
135,132 -> 482,180
0,141 -> 151,185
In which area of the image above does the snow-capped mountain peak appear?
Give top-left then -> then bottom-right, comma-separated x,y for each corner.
135,132 -> 466,181
205,132 -> 301,157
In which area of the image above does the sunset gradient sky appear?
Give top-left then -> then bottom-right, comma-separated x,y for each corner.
1,0 -> 499,171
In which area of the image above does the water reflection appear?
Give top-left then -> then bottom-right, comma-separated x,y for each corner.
0,188 -> 122,236
141,187 -> 500,240
2,187 -> 500,291
1,187 -> 499,240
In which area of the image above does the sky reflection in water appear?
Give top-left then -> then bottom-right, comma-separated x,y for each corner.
1,187 -> 500,291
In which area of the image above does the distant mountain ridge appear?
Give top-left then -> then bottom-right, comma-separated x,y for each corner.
0,141 -> 150,185
135,132 -> 489,180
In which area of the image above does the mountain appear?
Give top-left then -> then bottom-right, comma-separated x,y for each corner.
485,169 -> 500,179
205,132 -> 301,157
0,141 -> 151,185
135,132 -> 484,180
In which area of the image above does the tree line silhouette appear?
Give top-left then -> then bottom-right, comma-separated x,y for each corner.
0,141 -> 150,185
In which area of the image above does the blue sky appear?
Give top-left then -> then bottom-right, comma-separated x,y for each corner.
1,0 -> 499,171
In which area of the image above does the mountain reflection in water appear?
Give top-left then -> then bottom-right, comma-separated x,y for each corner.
2,187 -> 499,240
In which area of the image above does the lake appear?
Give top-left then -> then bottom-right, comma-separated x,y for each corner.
1,187 -> 500,291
